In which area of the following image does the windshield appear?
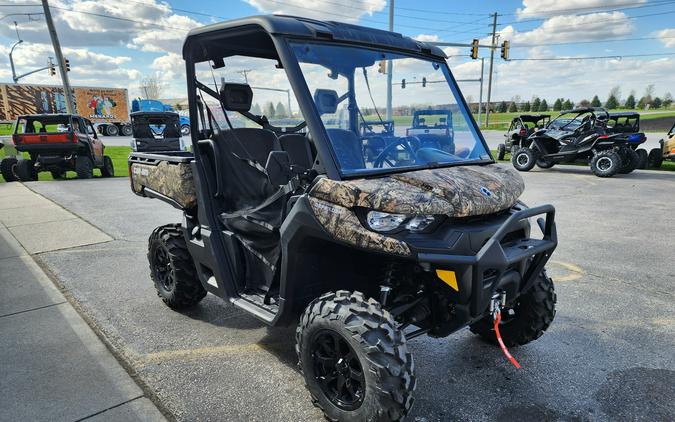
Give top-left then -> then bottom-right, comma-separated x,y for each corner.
290,42 -> 490,176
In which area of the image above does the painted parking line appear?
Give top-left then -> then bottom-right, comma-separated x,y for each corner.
549,260 -> 585,282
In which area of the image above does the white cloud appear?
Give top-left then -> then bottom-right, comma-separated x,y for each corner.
508,12 -> 633,45
657,28 -> 675,48
517,0 -> 646,18
414,34 -> 439,42
244,0 -> 386,23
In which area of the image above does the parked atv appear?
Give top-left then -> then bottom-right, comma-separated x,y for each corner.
511,108 -> 643,177
605,112 -> 648,170
130,111 -> 185,152
498,114 -> 550,160
646,120 -> 674,169
11,114 -> 114,181
130,16 -> 558,421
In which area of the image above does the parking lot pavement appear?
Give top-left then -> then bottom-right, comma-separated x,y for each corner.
0,215 -> 165,421
24,168 -> 675,421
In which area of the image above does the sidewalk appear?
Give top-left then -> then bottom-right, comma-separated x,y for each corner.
0,183 -> 166,422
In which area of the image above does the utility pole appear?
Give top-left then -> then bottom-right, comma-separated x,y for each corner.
485,12 -> 498,128
478,57 -> 485,127
42,0 -> 74,114
386,0 -> 394,121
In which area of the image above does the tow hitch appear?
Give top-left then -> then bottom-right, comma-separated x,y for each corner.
491,292 -> 521,369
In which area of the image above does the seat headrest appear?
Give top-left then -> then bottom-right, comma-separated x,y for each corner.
220,83 -> 253,112
314,89 -> 338,115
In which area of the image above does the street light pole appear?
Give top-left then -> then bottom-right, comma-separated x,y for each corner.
9,39 -> 23,83
386,0 -> 394,121
478,57 -> 485,127
485,12 -> 498,128
42,0 -> 74,114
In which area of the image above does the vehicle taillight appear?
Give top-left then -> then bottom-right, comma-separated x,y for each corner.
519,128 -> 526,136
12,134 -> 18,144
70,132 -> 76,143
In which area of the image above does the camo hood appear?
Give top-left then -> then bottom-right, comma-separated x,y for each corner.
309,164 -> 524,217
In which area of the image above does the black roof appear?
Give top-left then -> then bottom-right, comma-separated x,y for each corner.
514,114 -> 550,122
183,15 -> 446,60
608,112 -> 640,118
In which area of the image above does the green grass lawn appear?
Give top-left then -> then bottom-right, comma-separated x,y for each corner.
0,146 -> 131,182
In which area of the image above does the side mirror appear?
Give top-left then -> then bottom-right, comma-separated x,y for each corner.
265,151 -> 292,186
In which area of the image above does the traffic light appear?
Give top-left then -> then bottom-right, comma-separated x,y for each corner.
401,78 -> 406,89
500,40 -> 510,60
470,39 -> 479,60
422,77 -> 427,87
64,58 -> 70,72
378,60 -> 387,74
48,61 -> 56,76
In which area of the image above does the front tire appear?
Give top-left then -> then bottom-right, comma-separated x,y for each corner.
590,149 -> 621,177
296,291 -> 415,422
536,158 -> 555,169
101,156 -> 114,177
148,224 -> 206,309
470,271 -> 556,347
511,147 -> 536,171
618,147 -> 639,174
497,144 -> 506,160
647,148 -> 663,169
16,159 -> 37,181
1,157 -> 18,182
636,149 -> 648,169
75,156 -> 94,179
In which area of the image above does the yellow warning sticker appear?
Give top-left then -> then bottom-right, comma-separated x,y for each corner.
436,269 -> 459,291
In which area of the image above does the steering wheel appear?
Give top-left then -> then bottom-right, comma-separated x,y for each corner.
373,137 -> 418,168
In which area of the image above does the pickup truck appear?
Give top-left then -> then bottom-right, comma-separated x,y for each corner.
9,113 -> 114,181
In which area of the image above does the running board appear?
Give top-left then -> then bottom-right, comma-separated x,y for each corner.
230,295 -> 278,323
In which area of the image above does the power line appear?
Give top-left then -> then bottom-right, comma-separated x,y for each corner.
499,0 -> 675,27
509,52 -> 675,61
499,0 -> 675,19
512,35 -> 675,48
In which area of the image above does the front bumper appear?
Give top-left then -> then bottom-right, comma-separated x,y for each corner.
417,205 -> 557,320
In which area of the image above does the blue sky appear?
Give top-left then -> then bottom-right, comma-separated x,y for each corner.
1,0 -> 674,104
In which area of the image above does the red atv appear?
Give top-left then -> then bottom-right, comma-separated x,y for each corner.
9,114 -> 114,181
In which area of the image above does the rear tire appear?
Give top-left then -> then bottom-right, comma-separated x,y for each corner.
148,224 -> 206,309
618,147 -> 639,174
101,156 -> 114,177
536,158 -> 555,169
296,291 -> 415,422
511,147 -> 536,171
16,159 -> 37,181
50,170 -> 65,179
636,149 -> 648,169
470,271 -> 556,347
497,144 -> 506,160
75,156 -> 94,179
105,124 -> 119,137
121,124 -> 132,136
590,150 -> 621,177
647,148 -> 663,169
1,157 -> 18,182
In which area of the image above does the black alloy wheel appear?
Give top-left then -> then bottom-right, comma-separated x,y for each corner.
310,329 -> 366,411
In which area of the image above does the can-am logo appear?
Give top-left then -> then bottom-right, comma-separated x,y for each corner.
480,186 -> 493,198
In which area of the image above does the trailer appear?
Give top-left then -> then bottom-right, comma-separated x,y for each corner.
0,83 -> 131,136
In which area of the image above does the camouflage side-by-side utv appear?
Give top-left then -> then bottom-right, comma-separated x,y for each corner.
129,16 -> 558,421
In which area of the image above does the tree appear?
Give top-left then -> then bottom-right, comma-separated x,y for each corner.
562,99 -> 573,110
605,95 -> 618,110
663,92 -> 673,109
531,97 -> 541,112
497,101 -> 508,113
508,101 -> 518,112
608,86 -> 621,104
522,101 -> 531,112
637,97 -> 647,110
590,95 -> 601,107
266,102 -> 276,118
275,101 -> 287,118
553,98 -> 563,111
652,97 -> 662,109
624,94 -> 636,109
579,99 -> 591,108
540,99 -> 548,111
139,74 -> 162,99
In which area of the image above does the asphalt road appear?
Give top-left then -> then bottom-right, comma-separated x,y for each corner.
27,166 -> 675,421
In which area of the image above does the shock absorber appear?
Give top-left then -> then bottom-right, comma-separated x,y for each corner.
379,261 -> 397,306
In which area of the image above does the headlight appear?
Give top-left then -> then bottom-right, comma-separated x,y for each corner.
365,211 -> 440,233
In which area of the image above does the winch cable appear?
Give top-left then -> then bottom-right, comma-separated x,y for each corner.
493,311 -> 521,369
